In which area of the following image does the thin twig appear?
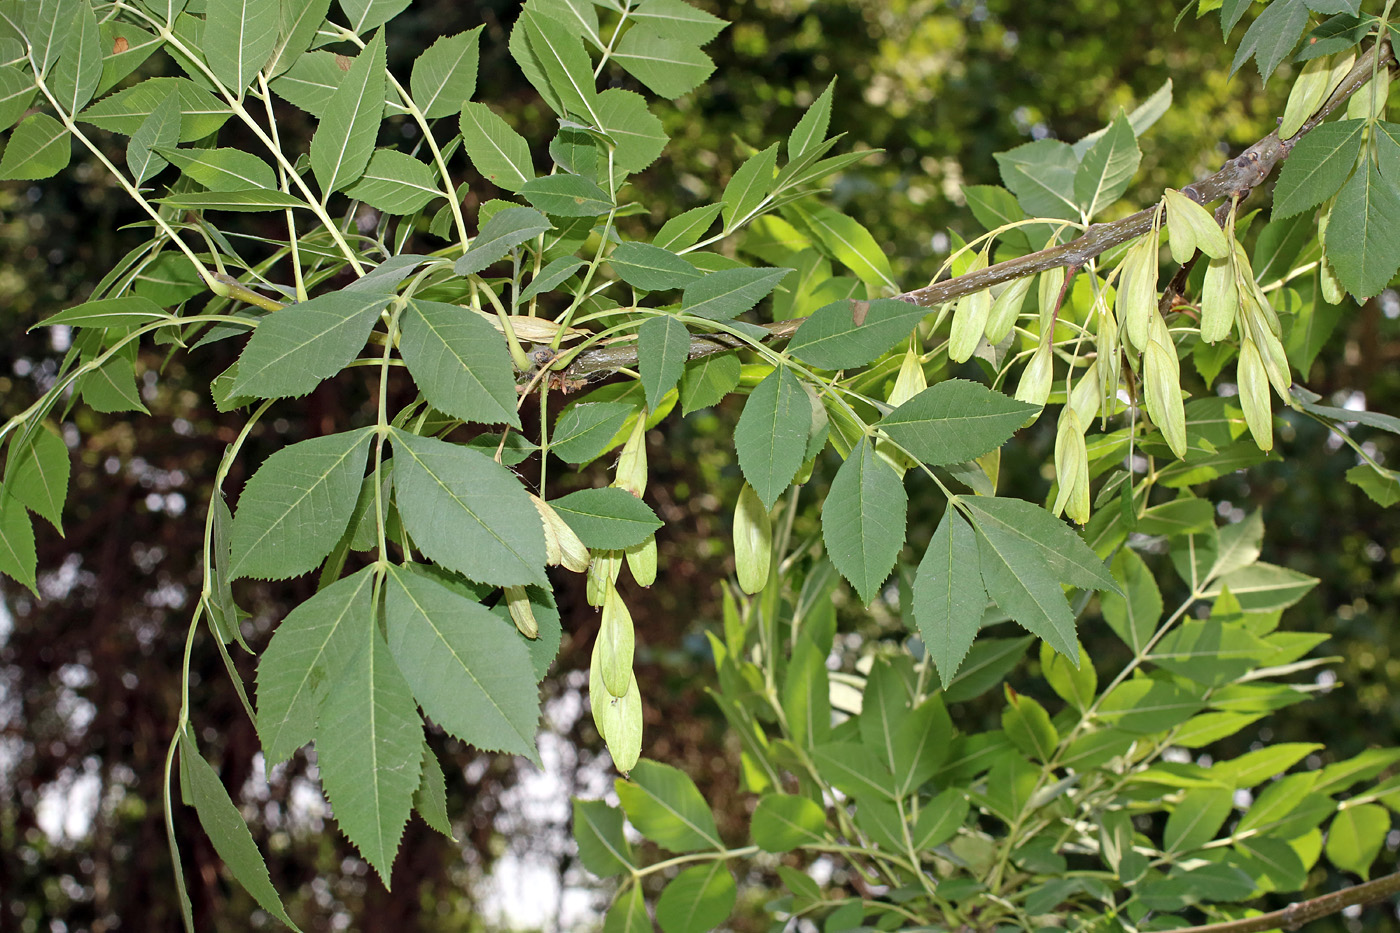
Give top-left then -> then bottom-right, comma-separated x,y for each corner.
1165,868 -> 1400,933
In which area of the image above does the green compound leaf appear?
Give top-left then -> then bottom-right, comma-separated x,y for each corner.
1074,110 -> 1139,218
5,426 -> 69,532
734,366 -> 811,509
655,862 -> 736,933
454,206 -> 552,276
391,431 -> 547,586
609,241 -> 703,291
315,616 -> 422,887
751,794 -> 826,852
255,567 -> 376,768
1327,158 -> 1400,301
266,0 -> 332,79
203,0 -> 278,94
638,314 -> 690,410
410,26 -> 482,118
573,799 -> 634,877
913,507 -> 987,683
309,29 -> 385,197
613,25 -> 714,99
178,733 -> 300,929
384,564 -> 543,763
615,759 -> 721,852
681,266 -> 791,321
398,298 -> 520,428
79,77 -> 231,142
788,297 -> 928,370
0,491 -> 37,593
49,0 -> 101,114
229,428 -> 373,580
551,402 -> 635,464
0,113 -> 70,181
550,487 -> 662,550
338,0 -> 411,34
230,289 -> 391,399
721,142 -> 778,232
520,173 -> 614,217
1271,118 -> 1365,220
821,437 -> 907,605
345,149 -> 442,214
158,146 -> 277,191
877,379 -> 1038,467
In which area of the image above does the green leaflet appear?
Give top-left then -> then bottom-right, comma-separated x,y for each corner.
520,173 -> 613,217
344,148 -> 441,214
551,402 -> 635,464
454,206 -> 552,275
229,427 -> 373,580
79,76 -> 232,142
314,613 -> 422,886
0,113 -> 70,181
1149,619 -> 1271,686
877,379 -> 1038,467
603,885 -> 650,933
338,0 -> 410,34
412,741 -> 453,839
1098,679 -> 1203,733
810,742 -> 898,801
410,27 -> 482,118
655,862 -> 736,933
254,565 -> 376,766
912,507 -> 987,683
390,430 -> 548,587
125,89 -> 179,185
678,352 -> 740,414
4,425 -> 69,532
156,189 -> 307,211
1271,119 -> 1365,220
609,242 -> 703,291
655,203 -> 722,251
230,289 -> 391,399
158,146 -> 277,191
96,21 -> 163,97
520,257 -> 585,302
1229,0 -> 1307,84
0,489 -> 37,593
615,759 -> 721,852
398,298 -> 520,428
23,0 -> 77,77
995,138 -> 1079,221
721,143 -> 778,232
628,0 -> 727,47
516,4 -> 600,122
178,734 -> 300,929
1074,110 -> 1139,218
1002,690 -> 1058,763
1326,805 -> 1387,878
612,23 -> 714,99
1327,158 -> 1400,300
383,564 -> 543,763
788,78 -> 835,161
0,65 -> 36,132
1200,561 -> 1318,612
573,799 -> 634,877
681,266 -> 790,320
638,314 -> 690,409
203,0 -> 278,94
1163,787 -> 1233,854
781,634 -> 830,749
309,29 -> 385,197
750,794 -> 826,852
49,0 -> 100,114
596,88 -> 668,175
549,487 -> 662,549
785,201 -> 896,290
821,437 -> 907,605
265,0 -> 332,79
734,366 -> 810,509
788,298 -> 928,370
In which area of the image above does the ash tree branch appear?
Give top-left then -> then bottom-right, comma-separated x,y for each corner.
1165,867 -> 1400,933
563,38 -> 1395,383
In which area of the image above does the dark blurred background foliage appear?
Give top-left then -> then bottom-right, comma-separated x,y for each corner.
2,0 -> 1398,930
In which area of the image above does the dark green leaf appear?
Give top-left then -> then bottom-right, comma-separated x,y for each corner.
454,206 -> 552,275
995,138 -> 1079,220
615,759 -> 721,852
750,794 -> 826,852
204,0 -> 278,94
788,298 -> 928,370
679,352 -> 740,414
721,143 -> 778,231
345,149 -> 442,214
309,29 -> 385,196
411,27 -> 482,118
655,862 -> 736,933
520,257 -> 585,302
178,734 -> 299,928
878,379 -> 1038,467
734,366 -> 811,508
1164,787 -> 1233,853
0,113 -> 70,180
1231,0 -> 1308,83
159,146 -> 277,190
549,487 -> 662,549
229,428 -> 373,580
613,25 -> 714,99
629,0 -> 727,46
609,241 -> 703,291
412,742 -> 453,838
821,438 -> 907,605
79,77 -> 231,142
520,173 -> 613,217
338,0 -> 410,34
230,289 -> 390,399
573,799 -> 634,877
1271,118 -> 1365,219
655,203 -> 722,251
384,564 -> 543,762
788,77 -> 834,161
681,266 -> 790,321
603,885 -> 650,933
125,88 -> 180,185
266,0 -> 332,79
639,315 -> 691,410
597,87 -> 668,174
518,5 -> 599,120
49,0 -> 101,113
1346,463 -> 1400,506
1101,547 -> 1162,654
399,298 -> 520,428
551,402 -> 635,464
0,65 -> 36,132
1327,158 -> 1400,300
1074,111 -> 1140,217
1098,679 -> 1202,732
390,431 -> 547,587
811,742 -> 897,801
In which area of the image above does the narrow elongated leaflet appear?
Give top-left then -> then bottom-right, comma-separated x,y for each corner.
638,315 -> 691,410
788,298 -> 928,370
454,206 -> 552,275
681,267 -> 790,321
411,27 -> 482,118
50,0 -> 101,114
204,0 -> 278,95
309,30 -> 385,197
913,508 -> 985,681
345,150 -> 441,214
5,426 -> 69,532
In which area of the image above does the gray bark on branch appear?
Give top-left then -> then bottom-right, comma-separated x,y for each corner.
561,39 -> 1395,384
